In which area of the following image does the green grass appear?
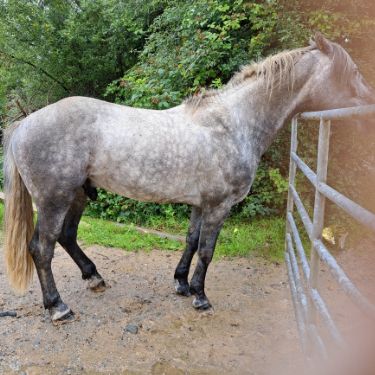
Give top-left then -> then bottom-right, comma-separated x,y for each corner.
0,202 -> 286,261
78,216 -> 182,251
217,217 -> 285,260
78,214 -> 286,261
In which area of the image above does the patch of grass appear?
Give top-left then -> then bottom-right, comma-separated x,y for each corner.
217,217 -> 285,261
78,214 -> 286,261
0,201 -> 286,261
136,215 -> 190,235
78,216 -> 182,252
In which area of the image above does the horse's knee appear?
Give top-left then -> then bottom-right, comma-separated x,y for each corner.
199,248 -> 213,265
186,231 -> 199,249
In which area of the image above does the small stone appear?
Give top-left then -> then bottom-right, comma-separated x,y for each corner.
9,360 -> 21,371
0,311 -> 17,318
124,323 -> 139,334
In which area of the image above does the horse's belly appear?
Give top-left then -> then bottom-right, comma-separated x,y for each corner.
89,124 -> 215,207
90,169 -> 201,206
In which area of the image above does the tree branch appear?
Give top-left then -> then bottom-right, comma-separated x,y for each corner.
0,50 -> 70,92
15,99 -> 29,117
69,0 -> 82,11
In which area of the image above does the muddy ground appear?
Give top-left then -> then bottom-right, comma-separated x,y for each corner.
0,245 -> 302,375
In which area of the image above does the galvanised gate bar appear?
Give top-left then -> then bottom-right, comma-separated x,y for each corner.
285,104 -> 375,360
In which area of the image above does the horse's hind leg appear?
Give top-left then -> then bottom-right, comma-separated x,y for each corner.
29,203 -> 74,321
174,207 -> 202,296
58,189 -> 106,292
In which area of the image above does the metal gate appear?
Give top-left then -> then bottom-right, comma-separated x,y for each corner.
285,104 -> 375,360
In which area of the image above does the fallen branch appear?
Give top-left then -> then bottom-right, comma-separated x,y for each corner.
134,225 -> 185,243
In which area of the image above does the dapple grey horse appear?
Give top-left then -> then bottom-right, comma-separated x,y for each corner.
3,33 -> 374,322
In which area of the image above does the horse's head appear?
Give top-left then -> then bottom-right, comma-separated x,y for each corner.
300,33 -> 375,111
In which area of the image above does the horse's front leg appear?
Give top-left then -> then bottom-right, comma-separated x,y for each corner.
174,206 -> 202,296
189,204 -> 231,310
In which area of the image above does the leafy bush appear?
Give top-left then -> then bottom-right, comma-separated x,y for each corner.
236,167 -> 289,218
2,0 -> 374,226
106,0 -> 285,108
86,189 -> 189,226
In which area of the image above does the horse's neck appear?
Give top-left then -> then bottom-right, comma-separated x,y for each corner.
234,71 -> 309,157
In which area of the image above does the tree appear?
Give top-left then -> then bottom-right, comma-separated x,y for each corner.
0,0 -> 165,119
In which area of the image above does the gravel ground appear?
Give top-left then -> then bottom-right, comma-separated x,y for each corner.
0,245 -> 301,375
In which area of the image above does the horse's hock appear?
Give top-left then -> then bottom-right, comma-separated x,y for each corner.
285,104 -> 375,369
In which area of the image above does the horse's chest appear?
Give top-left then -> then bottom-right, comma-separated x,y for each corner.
228,159 -> 258,204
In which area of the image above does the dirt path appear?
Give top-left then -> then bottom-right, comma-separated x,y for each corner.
0,245 -> 301,375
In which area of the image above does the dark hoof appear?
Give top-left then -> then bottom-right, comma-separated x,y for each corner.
192,297 -> 212,310
87,275 -> 106,292
52,311 -> 77,326
49,302 -> 73,322
174,279 -> 191,297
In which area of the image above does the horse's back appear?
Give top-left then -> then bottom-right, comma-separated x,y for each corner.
10,97 -> 206,205
10,96 -> 242,207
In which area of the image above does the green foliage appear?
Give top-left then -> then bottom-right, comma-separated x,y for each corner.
82,0 -> 375,223
1,0 -> 374,226
235,166 -> 289,219
0,0 -> 165,120
106,0 -> 283,108
86,189 -> 189,227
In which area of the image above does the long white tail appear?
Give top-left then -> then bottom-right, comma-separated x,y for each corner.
3,123 -> 34,293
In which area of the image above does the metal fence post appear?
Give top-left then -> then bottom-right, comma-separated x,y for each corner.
307,118 -> 331,346
285,118 -> 311,354
286,117 -> 298,215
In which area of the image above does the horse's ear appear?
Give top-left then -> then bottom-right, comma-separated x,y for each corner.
314,32 -> 333,55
